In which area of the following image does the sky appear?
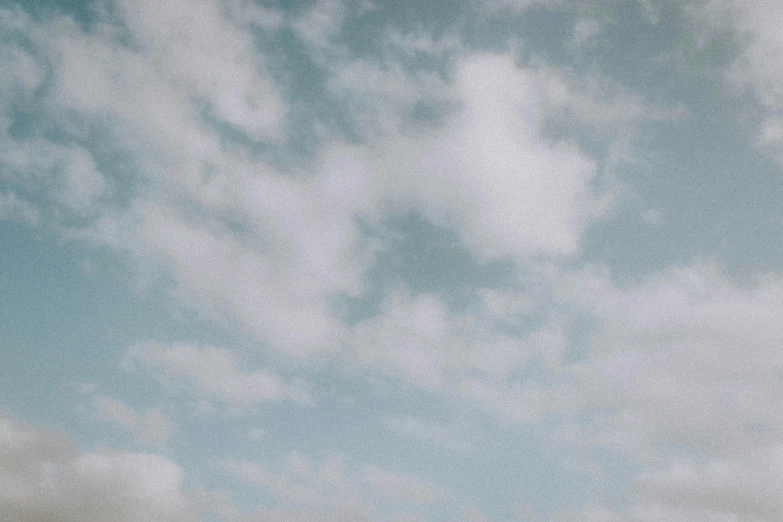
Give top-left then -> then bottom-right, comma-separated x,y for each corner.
1,0 -> 783,520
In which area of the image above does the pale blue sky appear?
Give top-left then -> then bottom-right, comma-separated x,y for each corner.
2,0 -> 783,520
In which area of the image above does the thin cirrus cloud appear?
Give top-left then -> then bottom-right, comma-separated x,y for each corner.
2,0 -> 783,520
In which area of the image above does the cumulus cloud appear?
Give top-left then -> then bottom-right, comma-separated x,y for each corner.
348,260 -> 783,519
3,1 -> 761,519
5,0 -> 367,356
109,41 -> 642,360
0,413 -> 194,522
345,53 -> 602,260
348,285 -> 572,426
131,198 -> 362,358
527,262 -> 783,520
1,0 -> 630,365
554,263 -> 783,455
1,0 -> 668,365
349,288 -> 535,389
112,0 -> 285,141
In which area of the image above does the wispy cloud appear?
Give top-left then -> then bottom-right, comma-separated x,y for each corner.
89,394 -> 176,446
123,342 -> 313,411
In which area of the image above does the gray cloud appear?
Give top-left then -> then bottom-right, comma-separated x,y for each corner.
0,414 -> 194,522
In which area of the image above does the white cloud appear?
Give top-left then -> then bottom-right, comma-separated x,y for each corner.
89,394 -> 176,446
244,427 -> 266,441
348,286 -> 577,425
219,453 -> 373,519
327,58 -> 452,136
347,261 -> 783,518
536,262 -> 783,518
536,62 -> 686,135
113,0 -> 285,141
382,415 -> 478,452
309,41 -> 662,261
124,342 -> 313,410
381,29 -> 460,60
292,0 -> 351,64
2,1 -> 759,520
360,465 -> 446,505
40,15 -> 210,164
0,27 -> 113,217
321,27 -> 458,138
1,0 -> 669,392
571,18 -> 602,49
691,0 -> 783,162
631,445 -> 783,521
59,147 -> 109,211
131,195 -> 364,358
0,136 -> 111,218
0,414 -> 194,522
555,262 -> 783,453
356,52 -> 602,260
60,38 -> 623,366
16,2 -> 366,359
218,451 -> 464,521
32,55 -> 372,358
3,0 -> 658,367
0,39 -> 44,132
554,446 -> 783,521
224,0 -> 284,31
40,42 -> 618,362
0,191 -> 40,224
349,288 -> 542,391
